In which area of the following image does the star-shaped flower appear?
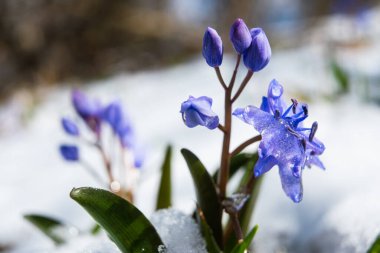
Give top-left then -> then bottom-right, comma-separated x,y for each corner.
233,79 -> 325,202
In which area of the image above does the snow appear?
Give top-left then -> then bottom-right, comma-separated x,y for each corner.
151,209 -> 207,253
1,6 -> 380,253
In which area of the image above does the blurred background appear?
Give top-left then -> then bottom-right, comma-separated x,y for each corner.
1,0 -> 380,252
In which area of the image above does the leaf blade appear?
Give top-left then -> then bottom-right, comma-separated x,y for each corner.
230,225 -> 259,253
70,187 -> 165,253
196,206 -> 222,253
368,235 -> 380,253
24,214 -> 68,245
181,149 -> 223,247
156,145 -> 172,210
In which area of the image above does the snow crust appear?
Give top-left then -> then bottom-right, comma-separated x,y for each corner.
151,209 -> 207,253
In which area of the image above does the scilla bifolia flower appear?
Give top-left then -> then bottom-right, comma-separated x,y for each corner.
243,28 -> 271,72
103,101 -> 144,168
59,144 -> 79,161
71,90 -> 102,134
233,79 -> 325,203
202,27 -> 223,67
230,18 -> 252,54
180,96 -> 219,129
61,117 -> 79,136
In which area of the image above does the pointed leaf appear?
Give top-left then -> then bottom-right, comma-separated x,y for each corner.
368,235 -> 380,253
230,225 -> 259,253
24,214 -> 72,244
196,206 -> 222,253
156,145 -> 172,210
181,149 -> 223,247
70,187 -> 165,253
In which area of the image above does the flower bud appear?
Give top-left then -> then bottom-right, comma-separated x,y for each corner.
59,144 -> 79,161
71,90 -> 102,134
230,18 -> 252,54
202,27 -> 223,67
180,96 -> 219,129
61,117 -> 79,136
243,28 -> 271,72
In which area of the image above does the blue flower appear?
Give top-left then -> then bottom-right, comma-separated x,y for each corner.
243,28 -> 271,72
181,96 -> 219,130
71,90 -> 102,134
59,144 -> 79,161
233,79 -> 325,203
202,27 -> 223,67
230,18 -> 252,54
102,101 -> 144,168
61,117 -> 79,136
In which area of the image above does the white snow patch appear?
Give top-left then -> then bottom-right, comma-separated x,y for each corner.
151,209 -> 207,253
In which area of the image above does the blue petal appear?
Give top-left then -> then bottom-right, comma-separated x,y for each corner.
59,144 -> 79,162
183,108 -> 204,128
233,106 -> 276,133
307,137 -> 325,155
254,155 -> 277,177
61,117 -> 80,136
181,96 -> 219,129
259,96 -> 270,113
202,27 -> 223,67
278,163 -> 303,203
267,79 -> 287,115
306,155 -> 325,170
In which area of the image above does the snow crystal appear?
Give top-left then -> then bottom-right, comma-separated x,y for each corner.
150,208 -> 207,253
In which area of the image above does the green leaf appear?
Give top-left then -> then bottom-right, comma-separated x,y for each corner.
156,145 -> 172,210
181,149 -> 223,247
24,214 -> 69,244
212,153 -> 253,183
90,223 -> 102,235
368,235 -> 380,253
70,187 -> 165,253
331,61 -> 349,94
230,225 -> 258,253
195,206 -> 222,253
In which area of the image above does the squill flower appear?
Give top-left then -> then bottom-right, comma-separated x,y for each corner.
202,27 -> 223,67
59,144 -> 79,161
243,28 -> 271,72
230,18 -> 252,54
102,101 -> 144,168
71,90 -> 102,134
180,96 -> 219,130
233,79 -> 325,202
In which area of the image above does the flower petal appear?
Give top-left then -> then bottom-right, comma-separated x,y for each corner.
254,155 -> 277,177
267,79 -> 287,115
278,163 -> 303,203
233,106 -> 276,133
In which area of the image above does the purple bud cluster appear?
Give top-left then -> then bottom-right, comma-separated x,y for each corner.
202,18 -> 271,72
59,90 -> 144,168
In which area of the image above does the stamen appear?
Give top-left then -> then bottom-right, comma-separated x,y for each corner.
301,139 -> 307,150
291,99 -> 298,114
282,104 -> 293,117
293,115 -> 308,127
302,105 -> 308,116
297,128 -> 311,131
274,110 -> 281,119
283,99 -> 299,117
309,121 -> 318,142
